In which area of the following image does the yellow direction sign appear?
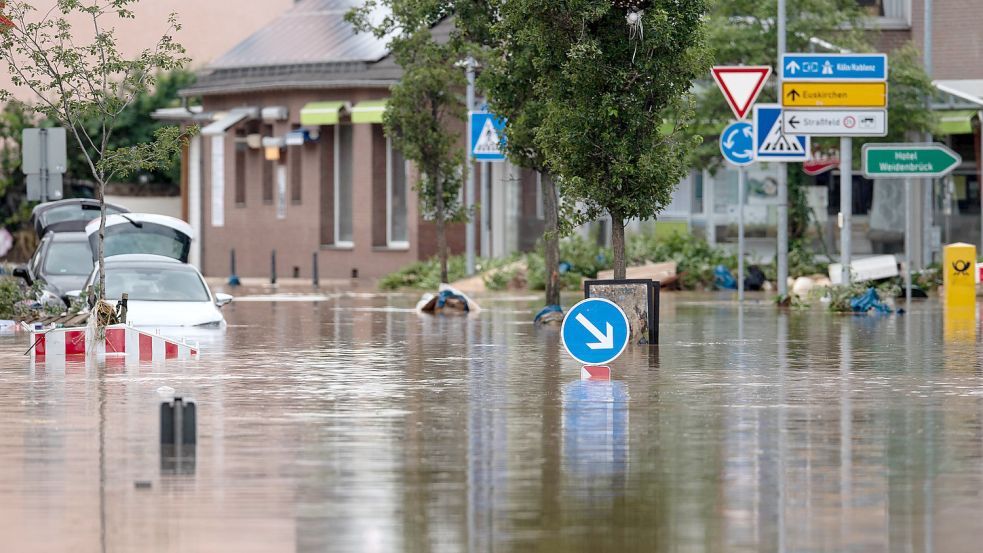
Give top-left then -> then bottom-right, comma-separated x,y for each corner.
782,82 -> 887,108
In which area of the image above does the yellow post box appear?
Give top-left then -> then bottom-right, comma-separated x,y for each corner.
943,242 -> 977,309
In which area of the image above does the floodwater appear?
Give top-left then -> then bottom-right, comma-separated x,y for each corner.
1,289 -> 983,552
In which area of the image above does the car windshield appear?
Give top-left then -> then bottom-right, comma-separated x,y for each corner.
104,266 -> 210,302
44,241 -> 93,276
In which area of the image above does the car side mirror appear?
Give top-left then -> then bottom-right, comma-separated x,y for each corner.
12,266 -> 31,284
214,293 -> 233,307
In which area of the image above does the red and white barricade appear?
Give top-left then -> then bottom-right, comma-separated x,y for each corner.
31,324 -> 199,361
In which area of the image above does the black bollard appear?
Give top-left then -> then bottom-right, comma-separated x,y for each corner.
160,397 -> 196,475
271,250 -> 277,285
312,252 -> 319,288
228,249 -> 241,286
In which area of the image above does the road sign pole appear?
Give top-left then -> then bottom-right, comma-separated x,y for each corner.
465,58 -> 477,276
776,0 -> 788,299
904,177 -> 912,304
738,166 -> 745,302
40,127 -> 48,203
840,136 -> 852,285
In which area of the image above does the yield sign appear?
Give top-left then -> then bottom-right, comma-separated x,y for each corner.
711,66 -> 772,120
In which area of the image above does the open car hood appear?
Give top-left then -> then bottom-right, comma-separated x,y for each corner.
86,214 -> 193,264
31,199 -> 129,238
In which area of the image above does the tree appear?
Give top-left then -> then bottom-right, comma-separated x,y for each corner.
0,0 -> 191,302
347,2 -> 468,285
0,100 -> 33,234
496,1 -> 712,279
691,0 -> 936,241
467,1 -> 566,308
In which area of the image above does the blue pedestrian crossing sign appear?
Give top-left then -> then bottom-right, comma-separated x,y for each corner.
719,121 -> 755,167
753,104 -> 809,162
470,112 -> 507,162
561,298 -> 631,366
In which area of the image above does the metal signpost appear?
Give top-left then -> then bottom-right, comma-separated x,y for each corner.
560,298 -> 630,368
783,53 -> 889,287
862,143 -> 962,303
711,65 -> 771,303
22,127 -> 68,202
469,109 -> 506,269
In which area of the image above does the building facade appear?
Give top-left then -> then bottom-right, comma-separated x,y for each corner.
166,0 -> 546,280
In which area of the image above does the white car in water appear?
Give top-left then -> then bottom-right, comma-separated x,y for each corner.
78,254 -> 232,328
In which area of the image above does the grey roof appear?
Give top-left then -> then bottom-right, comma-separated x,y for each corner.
180,3 -> 458,97
209,0 -> 388,70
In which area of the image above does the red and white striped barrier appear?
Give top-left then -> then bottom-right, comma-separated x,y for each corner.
31,324 -> 199,361
581,366 -> 611,381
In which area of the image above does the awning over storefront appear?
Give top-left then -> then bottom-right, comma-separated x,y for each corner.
201,107 -> 258,136
300,101 -> 347,126
934,80 -> 983,107
937,110 -> 977,135
351,99 -> 387,124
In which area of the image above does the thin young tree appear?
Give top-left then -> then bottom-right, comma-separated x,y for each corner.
348,1 -> 468,285
0,0 -> 191,302
493,0 -> 712,279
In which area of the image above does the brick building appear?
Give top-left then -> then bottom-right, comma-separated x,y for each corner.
162,0 -> 545,280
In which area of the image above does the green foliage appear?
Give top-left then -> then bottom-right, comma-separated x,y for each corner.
627,230 -> 738,290
0,275 -> 56,319
0,100 -> 35,231
501,1 -> 711,231
66,69 -> 197,186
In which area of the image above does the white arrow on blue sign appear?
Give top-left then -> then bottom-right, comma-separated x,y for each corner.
561,298 -> 631,366
470,112 -> 507,162
719,121 -> 755,167
781,53 -> 887,82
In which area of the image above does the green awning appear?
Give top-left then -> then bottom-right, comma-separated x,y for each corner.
300,101 -> 346,126
937,110 -> 977,135
351,99 -> 387,124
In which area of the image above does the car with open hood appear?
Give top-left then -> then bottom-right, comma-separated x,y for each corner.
86,213 -> 193,263
78,254 -> 231,328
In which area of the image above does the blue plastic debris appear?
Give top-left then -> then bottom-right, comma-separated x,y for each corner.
558,262 -> 572,274
534,304 -> 564,324
714,265 -> 737,290
436,289 -> 470,312
850,287 -> 892,313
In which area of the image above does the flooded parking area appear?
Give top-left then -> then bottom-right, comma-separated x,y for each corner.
1,291 -> 983,552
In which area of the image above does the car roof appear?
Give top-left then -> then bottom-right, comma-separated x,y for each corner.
48,231 -> 89,242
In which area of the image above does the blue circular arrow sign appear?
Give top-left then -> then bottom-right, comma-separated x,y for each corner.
719,120 -> 755,167
561,298 -> 631,366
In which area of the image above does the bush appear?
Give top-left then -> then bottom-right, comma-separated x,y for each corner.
627,230 -> 737,290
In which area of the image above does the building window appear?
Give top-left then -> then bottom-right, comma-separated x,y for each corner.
262,124 -> 274,204
290,125 -> 303,204
319,128 -> 335,246
388,137 -> 409,246
857,0 -> 910,27
334,124 -> 354,245
234,134 -> 247,206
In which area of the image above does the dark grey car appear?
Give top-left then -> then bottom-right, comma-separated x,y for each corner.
14,231 -> 94,304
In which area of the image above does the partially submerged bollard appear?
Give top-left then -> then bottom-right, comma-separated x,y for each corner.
160,396 -> 196,475
271,250 -> 278,285
228,249 -> 241,287
312,252 -> 319,288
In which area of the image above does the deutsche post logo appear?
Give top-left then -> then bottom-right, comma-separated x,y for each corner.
952,259 -> 972,276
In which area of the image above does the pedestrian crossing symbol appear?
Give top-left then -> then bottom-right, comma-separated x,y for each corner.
753,104 -> 809,162
470,111 -> 507,162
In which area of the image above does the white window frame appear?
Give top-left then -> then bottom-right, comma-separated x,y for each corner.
386,137 -> 410,249
333,125 -> 354,248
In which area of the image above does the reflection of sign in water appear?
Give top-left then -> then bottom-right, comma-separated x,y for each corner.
562,380 -> 629,491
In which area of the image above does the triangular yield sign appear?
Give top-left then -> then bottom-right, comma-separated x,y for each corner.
711,66 -> 772,120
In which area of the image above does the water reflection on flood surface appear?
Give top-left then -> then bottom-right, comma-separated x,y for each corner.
1,291 -> 983,552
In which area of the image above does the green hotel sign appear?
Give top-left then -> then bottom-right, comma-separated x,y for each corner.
862,143 -> 962,178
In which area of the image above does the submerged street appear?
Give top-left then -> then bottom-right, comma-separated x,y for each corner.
1,291 -> 981,552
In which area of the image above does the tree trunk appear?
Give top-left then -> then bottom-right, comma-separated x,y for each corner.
543,174 -> 561,306
435,176 -> 448,284
97,179 -> 107,302
610,210 -> 626,280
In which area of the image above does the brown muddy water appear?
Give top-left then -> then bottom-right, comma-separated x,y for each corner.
1,290 -> 982,552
